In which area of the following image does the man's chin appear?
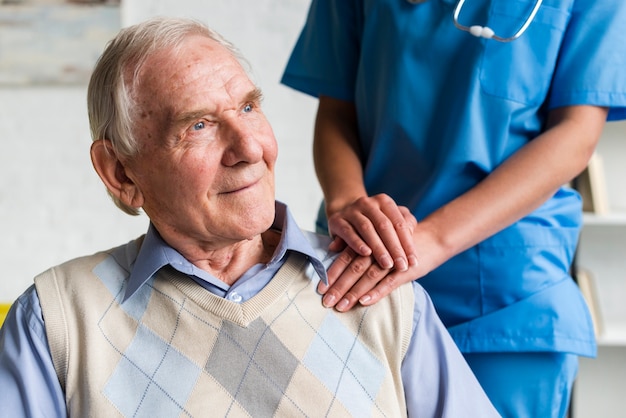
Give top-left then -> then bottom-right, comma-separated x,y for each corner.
233,200 -> 275,233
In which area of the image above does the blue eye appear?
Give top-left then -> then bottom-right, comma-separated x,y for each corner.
192,121 -> 205,131
243,104 -> 253,113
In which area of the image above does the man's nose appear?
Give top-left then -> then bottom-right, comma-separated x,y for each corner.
221,120 -> 264,166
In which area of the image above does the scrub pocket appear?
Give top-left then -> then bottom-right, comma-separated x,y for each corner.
478,223 -> 580,314
421,222 -> 580,328
479,0 -> 570,105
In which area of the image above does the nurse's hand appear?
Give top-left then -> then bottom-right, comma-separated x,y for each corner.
320,196 -> 425,311
325,194 -> 418,272
319,249 -> 424,311
320,218 -> 443,311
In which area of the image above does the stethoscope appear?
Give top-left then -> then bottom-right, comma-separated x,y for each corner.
407,0 -> 543,42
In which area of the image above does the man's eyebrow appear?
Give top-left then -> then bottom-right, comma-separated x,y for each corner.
173,87 -> 264,126
247,87 -> 264,104
173,110 -> 209,127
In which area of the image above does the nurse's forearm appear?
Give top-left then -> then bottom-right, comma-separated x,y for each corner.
419,105 -> 608,262
313,96 -> 366,216
313,96 -> 418,276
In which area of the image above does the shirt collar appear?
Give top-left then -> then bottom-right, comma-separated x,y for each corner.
123,201 -> 327,301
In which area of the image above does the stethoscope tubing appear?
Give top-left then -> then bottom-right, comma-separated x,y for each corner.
407,0 -> 543,42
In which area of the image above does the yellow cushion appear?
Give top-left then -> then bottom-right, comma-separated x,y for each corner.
0,303 -> 11,327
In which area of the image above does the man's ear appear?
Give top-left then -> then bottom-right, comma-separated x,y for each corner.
90,139 -> 144,209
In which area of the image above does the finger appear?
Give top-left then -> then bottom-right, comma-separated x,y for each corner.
318,246 -> 357,295
333,262 -> 389,312
367,206 -> 410,271
321,253 -> 374,309
328,215 -> 374,257
390,206 -> 419,268
330,207 -> 394,268
354,195 -> 411,270
358,269 -> 414,307
327,195 -> 417,270
327,235 -> 348,253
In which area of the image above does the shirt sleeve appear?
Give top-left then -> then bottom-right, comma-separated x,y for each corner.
281,0 -> 361,101
402,282 -> 500,417
0,285 -> 66,417
548,0 -> 626,120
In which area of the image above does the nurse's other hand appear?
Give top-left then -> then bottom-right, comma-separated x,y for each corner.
326,194 -> 418,273
319,217 -> 444,311
318,249 -> 424,312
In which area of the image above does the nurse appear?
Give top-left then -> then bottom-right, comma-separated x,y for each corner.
281,0 -> 626,416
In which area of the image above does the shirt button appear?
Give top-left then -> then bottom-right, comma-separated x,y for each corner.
228,292 -> 243,303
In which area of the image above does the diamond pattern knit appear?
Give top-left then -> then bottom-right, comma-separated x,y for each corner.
35,238 -> 414,417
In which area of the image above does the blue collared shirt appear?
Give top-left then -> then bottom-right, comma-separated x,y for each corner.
0,202 -> 498,417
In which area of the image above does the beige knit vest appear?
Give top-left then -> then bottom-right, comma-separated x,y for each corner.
35,237 -> 414,417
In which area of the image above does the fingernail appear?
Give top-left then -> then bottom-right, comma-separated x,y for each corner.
323,294 -> 336,308
409,255 -> 419,267
395,257 -> 408,272
336,298 -> 349,311
318,282 -> 329,293
380,255 -> 393,269
360,294 -> 371,304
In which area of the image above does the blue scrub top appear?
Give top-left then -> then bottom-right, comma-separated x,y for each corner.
282,0 -> 626,355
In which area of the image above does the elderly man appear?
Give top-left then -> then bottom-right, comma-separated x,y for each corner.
0,17 -> 498,417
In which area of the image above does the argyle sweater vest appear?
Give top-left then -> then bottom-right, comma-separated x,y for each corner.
35,236 -> 415,417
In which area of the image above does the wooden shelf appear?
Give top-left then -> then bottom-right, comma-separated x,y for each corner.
597,323 -> 626,347
573,121 -> 626,417
580,213 -> 626,348
583,212 -> 626,226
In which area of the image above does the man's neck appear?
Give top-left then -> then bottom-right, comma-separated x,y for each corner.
165,229 -> 282,286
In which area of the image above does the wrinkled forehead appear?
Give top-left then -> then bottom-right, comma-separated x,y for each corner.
131,35 -> 245,98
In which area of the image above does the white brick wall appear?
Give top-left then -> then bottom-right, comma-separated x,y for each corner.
0,0 -> 321,301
